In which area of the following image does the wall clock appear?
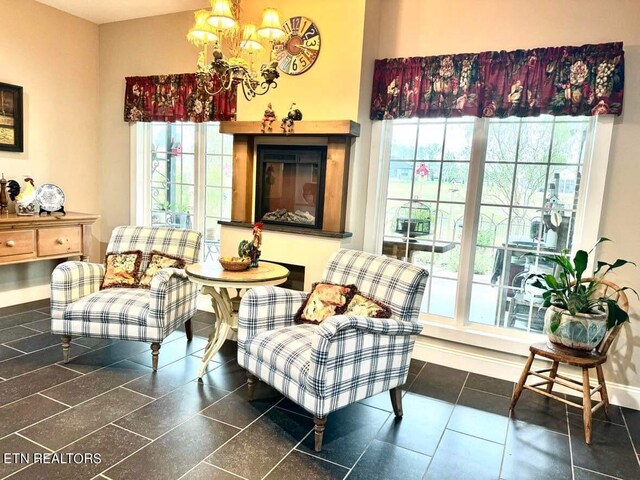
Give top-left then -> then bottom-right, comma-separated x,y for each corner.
276,16 -> 321,76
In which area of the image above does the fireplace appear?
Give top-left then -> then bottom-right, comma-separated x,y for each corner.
219,120 -> 358,234
255,145 -> 327,229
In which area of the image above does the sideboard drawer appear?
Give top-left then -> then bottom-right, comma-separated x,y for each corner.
0,230 -> 36,258
38,227 -> 82,257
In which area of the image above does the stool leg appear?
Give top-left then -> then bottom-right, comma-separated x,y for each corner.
582,367 -> 592,444
510,352 -> 535,412
595,365 -> 611,420
547,361 -> 559,394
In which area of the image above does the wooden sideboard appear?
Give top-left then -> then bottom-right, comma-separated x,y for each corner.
0,212 -> 99,266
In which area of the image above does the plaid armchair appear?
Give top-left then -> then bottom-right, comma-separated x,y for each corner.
51,226 -> 202,371
237,249 -> 428,451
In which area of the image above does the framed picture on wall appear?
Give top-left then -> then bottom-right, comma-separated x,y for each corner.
0,82 -> 24,152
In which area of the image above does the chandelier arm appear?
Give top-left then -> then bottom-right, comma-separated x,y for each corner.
190,1 -> 285,101
240,83 -> 254,102
254,80 -> 277,96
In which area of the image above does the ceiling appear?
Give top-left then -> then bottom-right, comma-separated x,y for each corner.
36,0 -> 209,24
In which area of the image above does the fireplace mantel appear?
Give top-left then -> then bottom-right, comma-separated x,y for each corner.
220,120 -> 360,137
226,119 -> 360,234
218,221 -> 352,239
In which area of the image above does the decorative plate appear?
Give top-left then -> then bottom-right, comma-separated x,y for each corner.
35,183 -> 65,212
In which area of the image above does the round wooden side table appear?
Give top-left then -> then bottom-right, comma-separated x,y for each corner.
185,261 -> 289,379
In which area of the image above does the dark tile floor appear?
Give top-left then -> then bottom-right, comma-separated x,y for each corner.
0,300 -> 639,480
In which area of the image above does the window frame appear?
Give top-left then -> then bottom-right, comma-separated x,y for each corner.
130,121 -> 233,260
365,116 -> 614,355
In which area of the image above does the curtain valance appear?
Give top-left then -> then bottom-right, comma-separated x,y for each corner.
370,42 -> 624,120
124,74 -> 236,123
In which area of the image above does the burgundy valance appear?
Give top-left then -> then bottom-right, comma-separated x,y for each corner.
124,74 -> 236,123
370,42 -> 624,120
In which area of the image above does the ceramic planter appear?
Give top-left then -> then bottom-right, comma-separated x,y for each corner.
544,304 -> 608,351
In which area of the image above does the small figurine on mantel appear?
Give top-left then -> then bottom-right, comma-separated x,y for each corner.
238,222 -> 263,268
261,102 -> 277,133
281,103 -> 303,134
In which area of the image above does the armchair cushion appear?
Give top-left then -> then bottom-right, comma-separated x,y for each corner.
245,323 -> 316,386
294,282 -> 357,325
56,287 -> 163,341
101,250 -> 143,289
344,293 -> 392,318
139,251 -> 186,288
64,288 -> 150,325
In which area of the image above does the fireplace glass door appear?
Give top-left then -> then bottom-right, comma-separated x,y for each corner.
256,145 -> 326,228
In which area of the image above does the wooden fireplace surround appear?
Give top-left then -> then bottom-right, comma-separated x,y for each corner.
220,120 -> 360,234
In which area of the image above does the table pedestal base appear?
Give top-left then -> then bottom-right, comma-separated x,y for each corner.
198,286 -> 233,379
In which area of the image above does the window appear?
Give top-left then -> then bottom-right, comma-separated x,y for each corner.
134,122 -> 233,261
383,118 -> 473,319
374,115 -> 605,341
469,117 -> 589,333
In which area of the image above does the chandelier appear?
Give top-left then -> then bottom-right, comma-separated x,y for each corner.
187,0 -> 285,101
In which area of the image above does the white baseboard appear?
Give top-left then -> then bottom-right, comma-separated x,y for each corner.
0,284 -> 50,308
413,336 -> 640,410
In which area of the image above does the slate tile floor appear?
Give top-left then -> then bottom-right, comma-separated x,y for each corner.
1,300 -> 639,480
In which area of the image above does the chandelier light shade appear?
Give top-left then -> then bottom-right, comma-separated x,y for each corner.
257,8 -> 285,41
188,0 -> 286,101
240,24 -> 264,52
207,0 -> 237,30
187,10 -> 219,46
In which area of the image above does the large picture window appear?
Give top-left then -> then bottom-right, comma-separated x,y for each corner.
375,115 -> 601,340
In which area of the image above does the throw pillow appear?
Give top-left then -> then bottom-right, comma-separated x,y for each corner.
295,282 -> 357,324
344,293 -> 393,318
138,251 -> 186,288
101,250 -> 143,289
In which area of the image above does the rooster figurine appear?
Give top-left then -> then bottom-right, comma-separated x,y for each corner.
238,222 -> 263,268
12,177 -> 38,215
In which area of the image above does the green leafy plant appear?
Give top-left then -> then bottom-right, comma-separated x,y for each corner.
530,238 -> 637,330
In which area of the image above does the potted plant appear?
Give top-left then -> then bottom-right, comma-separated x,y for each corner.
531,238 -> 636,351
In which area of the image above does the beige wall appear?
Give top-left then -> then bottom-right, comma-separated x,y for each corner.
0,0 -> 100,306
98,0 -> 367,249
376,0 -> 640,401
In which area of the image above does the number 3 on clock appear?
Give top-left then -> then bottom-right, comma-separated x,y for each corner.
278,16 -> 321,76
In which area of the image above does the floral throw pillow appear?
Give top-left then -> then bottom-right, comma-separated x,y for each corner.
101,250 -> 143,289
344,293 -> 393,318
295,283 -> 357,325
138,251 -> 186,288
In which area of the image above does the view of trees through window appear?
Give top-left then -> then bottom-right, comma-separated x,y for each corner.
150,122 -> 232,260
382,116 -> 590,332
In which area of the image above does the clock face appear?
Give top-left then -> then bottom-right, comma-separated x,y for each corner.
276,16 -> 320,76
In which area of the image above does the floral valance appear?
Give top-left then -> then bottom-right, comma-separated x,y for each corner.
124,74 -> 236,123
370,42 -> 624,120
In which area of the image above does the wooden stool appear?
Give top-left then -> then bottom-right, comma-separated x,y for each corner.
509,278 -> 628,444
